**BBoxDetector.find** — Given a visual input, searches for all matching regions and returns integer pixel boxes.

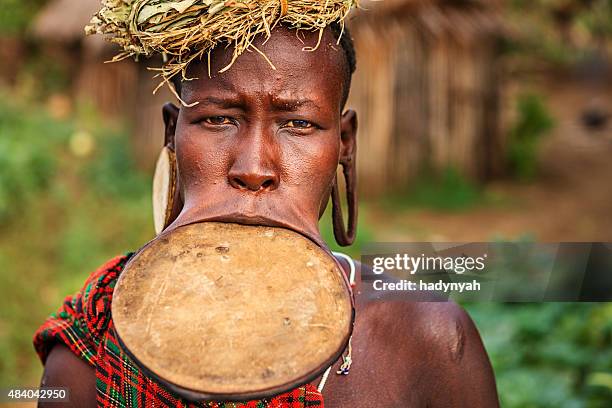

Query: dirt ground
[366,80,612,242]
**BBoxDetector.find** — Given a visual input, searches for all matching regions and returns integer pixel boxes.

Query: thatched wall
[349,1,503,196]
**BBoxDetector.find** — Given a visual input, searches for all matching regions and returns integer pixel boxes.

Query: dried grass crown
[86,0,358,97]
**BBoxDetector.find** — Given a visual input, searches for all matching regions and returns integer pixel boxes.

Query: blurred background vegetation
[1,1,612,407]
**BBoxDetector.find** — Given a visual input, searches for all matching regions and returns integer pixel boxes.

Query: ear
[162,102,180,149]
[161,102,184,225]
[340,109,357,165]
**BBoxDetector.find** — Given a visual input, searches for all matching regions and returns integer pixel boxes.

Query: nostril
[232,177,247,189]
[229,174,278,191]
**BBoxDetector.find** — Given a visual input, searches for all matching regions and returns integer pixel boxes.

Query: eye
[285,120,313,129]
[203,116,233,125]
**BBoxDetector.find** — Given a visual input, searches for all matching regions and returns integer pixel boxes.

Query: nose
[229,170,279,192]
[228,131,280,192]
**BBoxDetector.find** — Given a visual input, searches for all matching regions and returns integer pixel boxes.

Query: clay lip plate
[111,222,353,402]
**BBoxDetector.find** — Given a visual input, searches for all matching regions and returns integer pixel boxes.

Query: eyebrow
[196,96,244,109]
[182,79,242,108]
[271,98,322,112]
[187,95,323,113]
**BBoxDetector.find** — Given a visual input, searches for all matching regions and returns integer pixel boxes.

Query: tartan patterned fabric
[34,254,324,407]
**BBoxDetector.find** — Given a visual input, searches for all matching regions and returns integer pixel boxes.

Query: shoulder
[357,300,499,407]
[34,253,133,365]
[354,259,476,360]
[359,296,473,362]
[79,254,133,339]
[82,254,132,292]
[60,253,132,343]
[353,261,499,406]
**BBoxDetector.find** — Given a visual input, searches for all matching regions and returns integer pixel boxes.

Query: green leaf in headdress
[137,0,216,25]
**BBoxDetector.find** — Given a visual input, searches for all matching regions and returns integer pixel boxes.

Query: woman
[34,15,498,408]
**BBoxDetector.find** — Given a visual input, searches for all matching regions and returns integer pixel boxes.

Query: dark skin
[162,28,353,245]
[41,26,499,407]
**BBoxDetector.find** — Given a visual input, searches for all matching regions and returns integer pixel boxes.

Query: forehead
[181,26,347,109]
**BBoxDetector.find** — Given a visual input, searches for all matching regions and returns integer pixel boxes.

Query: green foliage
[466,303,612,408]
[319,203,375,259]
[0,93,154,387]
[506,0,612,65]
[382,167,488,212]
[20,52,73,96]
[0,96,71,221]
[86,129,149,200]
[507,94,555,181]
[578,0,612,39]
[0,0,48,35]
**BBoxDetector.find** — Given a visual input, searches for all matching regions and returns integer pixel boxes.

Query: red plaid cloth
[34,254,324,407]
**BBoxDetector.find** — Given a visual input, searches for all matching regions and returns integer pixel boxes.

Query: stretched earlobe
[162,102,180,148]
[333,109,358,246]
[340,109,357,164]
[153,103,183,234]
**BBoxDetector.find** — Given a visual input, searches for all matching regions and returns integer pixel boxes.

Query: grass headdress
[85,0,358,102]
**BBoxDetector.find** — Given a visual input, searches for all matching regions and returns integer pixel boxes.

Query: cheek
[281,133,340,194]
[175,125,230,190]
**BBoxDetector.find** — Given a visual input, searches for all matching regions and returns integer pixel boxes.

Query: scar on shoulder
[449,318,466,362]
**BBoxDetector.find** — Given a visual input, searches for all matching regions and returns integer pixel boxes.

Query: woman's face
[163,26,357,244]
